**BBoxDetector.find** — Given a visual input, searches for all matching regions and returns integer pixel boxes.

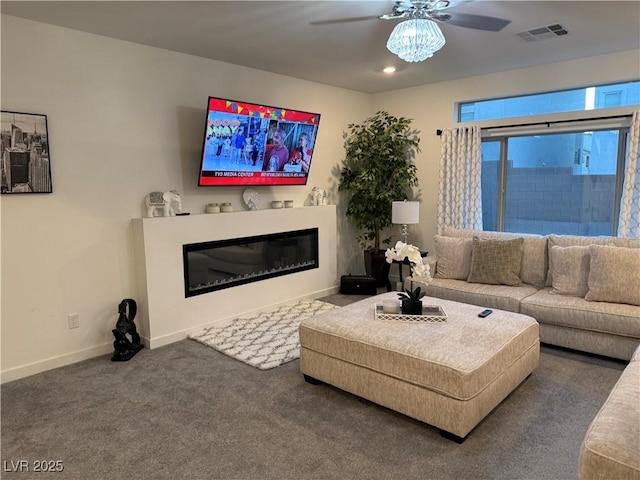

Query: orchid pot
[397,285,426,315]
[401,299,423,315]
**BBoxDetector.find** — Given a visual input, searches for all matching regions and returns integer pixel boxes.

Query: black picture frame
[1,110,53,194]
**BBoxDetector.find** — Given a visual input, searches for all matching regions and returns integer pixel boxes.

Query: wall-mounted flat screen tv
[198,97,321,186]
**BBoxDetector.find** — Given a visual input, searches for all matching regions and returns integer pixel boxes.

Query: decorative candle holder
[382,300,400,314]
[205,203,220,214]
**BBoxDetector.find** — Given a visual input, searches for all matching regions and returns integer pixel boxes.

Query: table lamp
[392,200,420,244]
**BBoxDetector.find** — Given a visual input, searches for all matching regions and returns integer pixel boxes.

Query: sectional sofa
[410,227,639,478]
[578,343,640,479]
[414,227,640,361]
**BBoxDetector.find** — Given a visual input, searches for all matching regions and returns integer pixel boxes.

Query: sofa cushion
[585,245,640,306]
[520,288,640,338]
[419,278,538,313]
[546,234,633,286]
[537,323,640,361]
[549,245,590,297]
[467,237,524,286]
[578,361,640,480]
[444,227,547,286]
[434,235,473,280]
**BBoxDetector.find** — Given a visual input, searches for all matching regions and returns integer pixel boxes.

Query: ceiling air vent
[516,24,569,42]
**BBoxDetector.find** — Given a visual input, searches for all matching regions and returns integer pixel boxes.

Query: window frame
[482,123,631,236]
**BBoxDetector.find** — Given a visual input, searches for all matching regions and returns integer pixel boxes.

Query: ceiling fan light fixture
[386,18,446,62]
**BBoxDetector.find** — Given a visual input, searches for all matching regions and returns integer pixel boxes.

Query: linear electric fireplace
[183,228,319,298]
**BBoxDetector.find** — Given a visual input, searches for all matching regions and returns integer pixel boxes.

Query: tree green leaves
[338,111,421,251]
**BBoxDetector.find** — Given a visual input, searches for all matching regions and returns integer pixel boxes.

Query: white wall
[0,15,371,382]
[372,49,640,257]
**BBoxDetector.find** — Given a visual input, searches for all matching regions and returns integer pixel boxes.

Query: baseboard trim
[2,288,340,382]
[1,342,113,384]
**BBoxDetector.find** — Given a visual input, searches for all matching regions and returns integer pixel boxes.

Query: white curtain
[618,110,640,238]
[437,126,483,234]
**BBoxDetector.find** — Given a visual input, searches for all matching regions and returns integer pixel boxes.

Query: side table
[384,250,428,292]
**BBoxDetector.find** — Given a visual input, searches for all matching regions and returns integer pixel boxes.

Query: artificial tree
[338,111,421,283]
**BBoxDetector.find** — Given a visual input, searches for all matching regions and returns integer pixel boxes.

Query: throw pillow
[546,234,629,286]
[467,237,524,286]
[434,235,473,280]
[549,245,590,297]
[585,245,640,306]
[445,227,547,286]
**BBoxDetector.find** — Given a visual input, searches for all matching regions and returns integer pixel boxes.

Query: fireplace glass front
[183,228,319,298]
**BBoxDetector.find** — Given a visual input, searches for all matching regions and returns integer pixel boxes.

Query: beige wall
[2,13,638,381]
[0,15,370,381]
[372,49,640,256]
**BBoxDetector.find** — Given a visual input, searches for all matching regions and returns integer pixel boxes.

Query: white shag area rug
[189,299,338,370]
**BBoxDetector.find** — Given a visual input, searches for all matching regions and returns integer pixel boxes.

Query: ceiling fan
[311,0,510,62]
[310,0,511,33]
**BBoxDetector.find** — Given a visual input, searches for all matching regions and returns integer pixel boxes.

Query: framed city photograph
[1,110,53,194]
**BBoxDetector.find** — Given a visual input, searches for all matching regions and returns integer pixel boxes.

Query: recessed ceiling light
[383,66,396,74]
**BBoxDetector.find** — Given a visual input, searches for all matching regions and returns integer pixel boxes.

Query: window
[460,103,476,122]
[458,81,639,122]
[457,81,638,236]
[603,91,622,108]
[482,128,628,236]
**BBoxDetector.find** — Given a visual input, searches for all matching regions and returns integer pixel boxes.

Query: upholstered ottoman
[299,292,539,441]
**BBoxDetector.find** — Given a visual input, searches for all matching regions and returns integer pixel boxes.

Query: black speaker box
[339,275,378,295]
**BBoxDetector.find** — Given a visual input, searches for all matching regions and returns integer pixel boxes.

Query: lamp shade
[392,201,420,224]
[386,18,446,63]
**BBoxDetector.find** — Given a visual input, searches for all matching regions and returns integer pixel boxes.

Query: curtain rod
[435,113,633,136]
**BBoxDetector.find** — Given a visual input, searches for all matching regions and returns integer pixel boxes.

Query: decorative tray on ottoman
[374,304,448,323]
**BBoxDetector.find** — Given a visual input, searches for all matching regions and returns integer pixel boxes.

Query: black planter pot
[364,249,388,288]
[401,299,423,315]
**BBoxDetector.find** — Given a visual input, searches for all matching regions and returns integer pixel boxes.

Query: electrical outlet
[67,313,79,329]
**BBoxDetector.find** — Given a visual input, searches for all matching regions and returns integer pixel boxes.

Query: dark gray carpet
[1,295,626,480]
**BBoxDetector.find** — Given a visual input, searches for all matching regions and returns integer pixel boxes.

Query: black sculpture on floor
[111,298,143,362]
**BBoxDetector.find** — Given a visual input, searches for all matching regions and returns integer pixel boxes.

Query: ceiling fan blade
[379,13,407,21]
[437,12,511,31]
[309,15,380,26]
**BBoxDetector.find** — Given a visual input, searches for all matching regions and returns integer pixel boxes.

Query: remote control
[478,309,493,318]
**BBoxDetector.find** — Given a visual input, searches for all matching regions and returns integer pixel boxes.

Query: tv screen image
[198,97,321,187]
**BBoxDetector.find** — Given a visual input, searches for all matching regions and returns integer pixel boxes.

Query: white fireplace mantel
[132,205,337,348]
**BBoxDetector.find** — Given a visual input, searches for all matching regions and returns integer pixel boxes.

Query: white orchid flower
[384,242,432,285]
